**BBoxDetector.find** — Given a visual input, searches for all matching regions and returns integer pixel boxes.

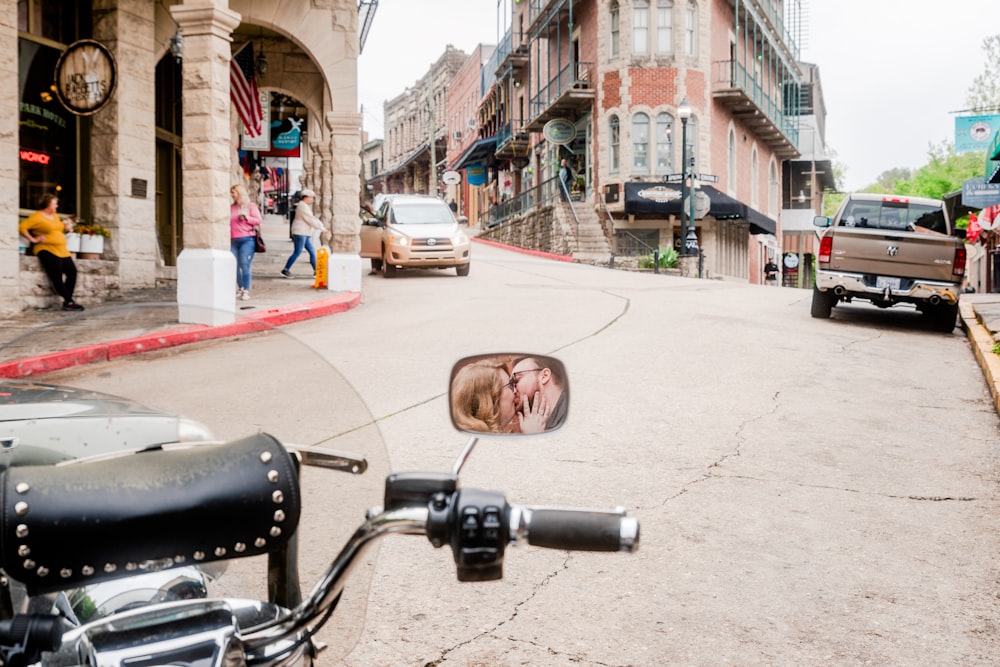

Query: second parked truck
[812,193,967,332]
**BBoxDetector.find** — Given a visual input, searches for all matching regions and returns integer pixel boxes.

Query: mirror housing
[813,215,832,228]
[449,354,568,436]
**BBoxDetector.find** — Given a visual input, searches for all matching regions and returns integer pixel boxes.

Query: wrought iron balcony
[712,59,800,159]
[526,60,594,131]
[495,120,530,162]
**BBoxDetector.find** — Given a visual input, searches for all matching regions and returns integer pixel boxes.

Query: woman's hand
[517,391,548,434]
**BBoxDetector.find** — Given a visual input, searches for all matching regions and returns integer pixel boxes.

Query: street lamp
[677,98,697,257]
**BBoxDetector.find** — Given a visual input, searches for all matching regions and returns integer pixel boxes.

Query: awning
[623,182,776,235]
[370,142,430,182]
[452,136,497,171]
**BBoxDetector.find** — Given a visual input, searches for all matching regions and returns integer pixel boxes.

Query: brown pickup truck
[811,193,967,332]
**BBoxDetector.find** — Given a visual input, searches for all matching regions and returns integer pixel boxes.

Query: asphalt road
[42,243,1000,666]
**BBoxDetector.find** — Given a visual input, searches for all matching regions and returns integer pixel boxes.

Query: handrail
[598,199,618,249]
[559,178,580,246]
[485,175,564,228]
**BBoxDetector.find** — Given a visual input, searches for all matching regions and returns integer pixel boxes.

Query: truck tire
[929,302,959,333]
[810,287,836,319]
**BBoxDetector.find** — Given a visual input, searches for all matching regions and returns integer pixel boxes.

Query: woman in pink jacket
[230,183,263,300]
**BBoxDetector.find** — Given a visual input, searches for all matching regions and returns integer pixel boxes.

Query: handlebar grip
[519,507,639,552]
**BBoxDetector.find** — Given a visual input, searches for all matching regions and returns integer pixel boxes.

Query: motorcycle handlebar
[510,506,640,552]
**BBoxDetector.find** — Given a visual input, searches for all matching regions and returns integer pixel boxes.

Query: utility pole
[427,87,436,196]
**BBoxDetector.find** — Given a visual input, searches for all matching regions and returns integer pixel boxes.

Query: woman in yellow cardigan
[19,193,84,311]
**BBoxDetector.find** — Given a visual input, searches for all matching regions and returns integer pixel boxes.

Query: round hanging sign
[442,170,461,185]
[543,119,577,145]
[54,40,118,115]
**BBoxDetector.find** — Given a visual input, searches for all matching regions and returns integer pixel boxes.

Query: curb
[472,237,574,262]
[0,292,360,379]
[960,300,1000,415]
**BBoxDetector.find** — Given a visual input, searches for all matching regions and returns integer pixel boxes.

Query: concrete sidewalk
[0,215,360,378]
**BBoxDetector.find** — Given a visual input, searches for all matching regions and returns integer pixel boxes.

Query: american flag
[230,42,263,137]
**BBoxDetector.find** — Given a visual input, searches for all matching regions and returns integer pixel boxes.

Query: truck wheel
[810,287,835,319]
[929,302,959,333]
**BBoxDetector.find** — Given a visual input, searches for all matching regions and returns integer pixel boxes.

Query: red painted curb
[472,237,574,262]
[0,292,362,379]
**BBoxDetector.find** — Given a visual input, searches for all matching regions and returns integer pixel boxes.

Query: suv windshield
[391,202,455,225]
[840,200,947,234]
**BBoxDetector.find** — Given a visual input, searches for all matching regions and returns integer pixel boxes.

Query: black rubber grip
[526,509,638,552]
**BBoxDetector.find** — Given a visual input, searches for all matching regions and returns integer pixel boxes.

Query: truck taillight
[953,245,967,278]
[819,236,832,265]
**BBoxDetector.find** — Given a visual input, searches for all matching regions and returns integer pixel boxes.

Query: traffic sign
[664,174,684,183]
[694,173,718,183]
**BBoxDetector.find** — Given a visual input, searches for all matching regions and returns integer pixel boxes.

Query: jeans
[231,235,256,290]
[283,234,316,272]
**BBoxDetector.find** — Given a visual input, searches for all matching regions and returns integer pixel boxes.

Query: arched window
[750,146,759,209]
[656,0,673,54]
[655,113,673,173]
[632,113,650,172]
[609,114,620,173]
[633,0,649,54]
[609,1,620,58]
[685,1,698,57]
[727,128,737,190]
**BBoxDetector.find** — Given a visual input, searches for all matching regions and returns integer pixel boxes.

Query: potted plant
[570,176,586,201]
[73,221,110,258]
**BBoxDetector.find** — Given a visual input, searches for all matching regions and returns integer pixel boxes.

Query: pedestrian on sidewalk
[19,193,84,311]
[764,259,778,286]
[230,183,263,301]
[282,189,324,278]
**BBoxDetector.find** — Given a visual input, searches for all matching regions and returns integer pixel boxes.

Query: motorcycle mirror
[449,353,568,436]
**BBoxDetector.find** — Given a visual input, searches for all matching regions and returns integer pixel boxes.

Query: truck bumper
[816,271,961,305]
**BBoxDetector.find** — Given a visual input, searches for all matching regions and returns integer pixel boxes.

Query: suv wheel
[810,287,836,319]
[456,263,470,277]
[381,252,397,278]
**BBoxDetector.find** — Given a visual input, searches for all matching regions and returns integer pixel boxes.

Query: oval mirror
[449,354,568,435]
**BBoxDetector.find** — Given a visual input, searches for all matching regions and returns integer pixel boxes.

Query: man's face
[510,360,543,409]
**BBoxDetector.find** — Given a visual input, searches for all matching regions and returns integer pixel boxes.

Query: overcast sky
[357,0,1000,192]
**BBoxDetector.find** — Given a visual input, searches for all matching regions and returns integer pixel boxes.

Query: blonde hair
[450,360,507,432]
[231,183,250,218]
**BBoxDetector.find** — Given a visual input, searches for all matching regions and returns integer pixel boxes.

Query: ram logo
[886,245,899,257]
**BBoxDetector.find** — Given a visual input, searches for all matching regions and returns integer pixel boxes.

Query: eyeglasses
[505,368,542,391]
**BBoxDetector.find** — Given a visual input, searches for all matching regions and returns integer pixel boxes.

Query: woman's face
[498,370,516,428]
[231,188,239,202]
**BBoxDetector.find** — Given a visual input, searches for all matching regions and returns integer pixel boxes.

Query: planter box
[65,233,81,253]
[79,234,105,256]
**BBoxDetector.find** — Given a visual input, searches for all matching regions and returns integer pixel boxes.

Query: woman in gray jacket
[281,189,325,278]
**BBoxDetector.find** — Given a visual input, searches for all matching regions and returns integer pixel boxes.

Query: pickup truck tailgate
[825,228,960,282]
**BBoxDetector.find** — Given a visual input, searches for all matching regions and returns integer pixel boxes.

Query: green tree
[893,141,984,199]
[966,34,1000,112]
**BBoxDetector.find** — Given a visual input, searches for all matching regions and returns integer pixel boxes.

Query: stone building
[5,0,366,322]
[471,0,819,282]
[374,45,467,195]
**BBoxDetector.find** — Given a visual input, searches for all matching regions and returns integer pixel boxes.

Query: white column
[171,1,241,325]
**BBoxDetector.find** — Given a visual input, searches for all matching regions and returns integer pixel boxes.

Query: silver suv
[359,195,471,277]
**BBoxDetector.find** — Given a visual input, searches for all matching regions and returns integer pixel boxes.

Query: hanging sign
[466,164,487,186]
[543,119,576,145]
[53,40,117,115]
[442,170,461,185]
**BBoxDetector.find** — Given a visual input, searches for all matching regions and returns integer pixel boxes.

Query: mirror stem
[452,435,479,475]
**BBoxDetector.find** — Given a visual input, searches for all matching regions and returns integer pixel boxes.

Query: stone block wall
[477,204,574,257]
[18,254,120,310]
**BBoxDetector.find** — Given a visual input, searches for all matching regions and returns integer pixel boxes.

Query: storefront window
[19,38,79,214]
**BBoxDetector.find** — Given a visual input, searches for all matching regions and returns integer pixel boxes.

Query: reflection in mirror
[449,354,568,436]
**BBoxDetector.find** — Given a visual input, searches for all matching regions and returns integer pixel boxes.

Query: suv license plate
[876,276,901,290]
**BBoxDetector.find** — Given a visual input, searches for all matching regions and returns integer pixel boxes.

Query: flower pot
[65,233,81,253]
[79,234,105,256]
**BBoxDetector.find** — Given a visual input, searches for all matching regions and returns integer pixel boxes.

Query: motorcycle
[0,306,639,666]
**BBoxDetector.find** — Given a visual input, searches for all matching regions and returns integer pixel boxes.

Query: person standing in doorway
[19,194,84,311]
[764,258,779,286]
[559,158,571,201]
[230,183,262,300]
[281,189,323,278]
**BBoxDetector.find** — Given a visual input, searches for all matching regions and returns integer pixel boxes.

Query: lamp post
[678,98,697,257]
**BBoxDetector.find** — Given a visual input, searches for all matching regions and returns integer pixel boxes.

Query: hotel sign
[54,40,117,115]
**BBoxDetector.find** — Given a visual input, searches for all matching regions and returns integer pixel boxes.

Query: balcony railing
[712,59,798,154]
[484,175,563,228]
[529,60,593,121]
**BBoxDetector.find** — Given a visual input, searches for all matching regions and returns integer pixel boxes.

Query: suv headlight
[452,230,469,245]
[388,232,410,247]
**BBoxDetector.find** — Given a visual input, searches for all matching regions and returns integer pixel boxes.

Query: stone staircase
[564,201,613,265]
